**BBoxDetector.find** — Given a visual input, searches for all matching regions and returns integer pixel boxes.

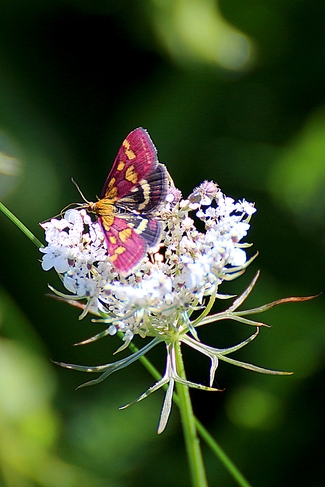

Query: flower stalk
[175,341,208,487]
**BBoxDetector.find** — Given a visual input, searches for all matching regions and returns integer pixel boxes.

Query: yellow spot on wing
[126,149,136,160]
[108,177,116,188]
[118,228,132,242]
[123,140,136,160]
[110,246,126,262]
[106,187,118,199]
[115,246,126,254]
[109,236,117,244]
[123,140,130,149]
[105,177,118,199]
[125,165,138,184]
[117,161,125,171]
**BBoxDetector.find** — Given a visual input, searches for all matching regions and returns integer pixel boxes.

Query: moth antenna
[40,212,62,224]
[59,202,80,217]
[71,177,91,204]
[40,202,82,223]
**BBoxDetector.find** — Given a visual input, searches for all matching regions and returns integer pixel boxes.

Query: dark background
[0,1,324,486]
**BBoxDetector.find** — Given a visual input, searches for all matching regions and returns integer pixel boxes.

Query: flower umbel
[41,178,301,433]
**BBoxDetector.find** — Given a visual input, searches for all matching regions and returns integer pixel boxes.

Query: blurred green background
[0,1,325,486]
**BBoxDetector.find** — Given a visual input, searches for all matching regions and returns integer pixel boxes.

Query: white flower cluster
[41,180,293,433]
[40,181,256,346]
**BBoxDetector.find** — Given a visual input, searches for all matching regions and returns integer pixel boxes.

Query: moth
[87,127,168,275]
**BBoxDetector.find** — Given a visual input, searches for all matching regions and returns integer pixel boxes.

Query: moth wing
[100,127,158,200]
[125,214,163,248]
[100,216,147,275]
[116,164,168,213]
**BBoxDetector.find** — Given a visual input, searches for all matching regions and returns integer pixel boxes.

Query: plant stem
[130,340,252,487]
[174,341,209,487]
[0,201,43,248]
[194,422,252,487]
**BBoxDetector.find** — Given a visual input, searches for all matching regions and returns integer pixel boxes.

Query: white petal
[54,255,69,273]
[41,254,55,271]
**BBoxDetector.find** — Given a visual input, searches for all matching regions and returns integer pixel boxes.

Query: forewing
[96,128,167,274]
[100,127,158,200]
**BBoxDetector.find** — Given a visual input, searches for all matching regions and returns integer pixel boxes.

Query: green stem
[129,340,252,487]
[194,422,252,487]
[174,341,209,487]
[0,201,44,249]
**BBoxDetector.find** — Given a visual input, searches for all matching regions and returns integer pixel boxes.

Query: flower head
[41,180,255,328]
[41,178,295,433]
